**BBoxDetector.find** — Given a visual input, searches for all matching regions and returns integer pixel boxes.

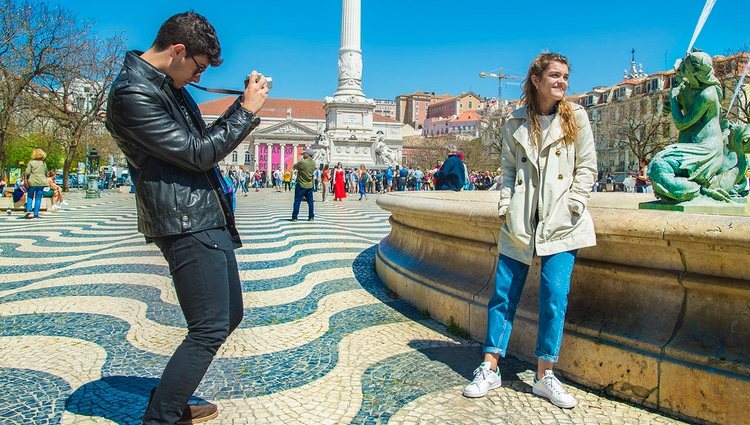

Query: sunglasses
[190,55,207,76]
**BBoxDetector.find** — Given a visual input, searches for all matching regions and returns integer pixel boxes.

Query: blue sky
[56,0,747,104]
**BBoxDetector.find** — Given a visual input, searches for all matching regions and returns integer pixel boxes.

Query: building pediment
[254,120,320,138]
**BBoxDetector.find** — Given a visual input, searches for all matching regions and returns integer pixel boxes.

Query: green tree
[0,1,85,175]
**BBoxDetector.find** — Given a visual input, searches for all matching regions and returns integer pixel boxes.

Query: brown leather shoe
[176,403,218,424]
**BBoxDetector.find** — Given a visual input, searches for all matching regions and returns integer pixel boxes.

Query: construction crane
[479,68,523,101]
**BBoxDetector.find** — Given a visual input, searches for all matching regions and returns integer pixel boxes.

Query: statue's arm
[670,89,715,130]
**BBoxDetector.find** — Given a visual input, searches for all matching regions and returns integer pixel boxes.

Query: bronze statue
[647,51,747,203]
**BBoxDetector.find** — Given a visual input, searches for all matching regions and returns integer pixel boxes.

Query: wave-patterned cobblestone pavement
[0,190,686,424]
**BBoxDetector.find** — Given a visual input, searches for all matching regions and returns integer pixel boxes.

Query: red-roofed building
[199,96,400,172]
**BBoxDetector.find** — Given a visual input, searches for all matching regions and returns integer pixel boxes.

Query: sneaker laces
[470,366,492,385]
[542,373,567,397]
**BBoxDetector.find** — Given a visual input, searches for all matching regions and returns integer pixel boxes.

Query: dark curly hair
[152,11,223,66]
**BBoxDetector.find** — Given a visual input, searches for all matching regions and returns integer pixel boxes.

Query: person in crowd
[463,52,597,410]
[221,169,236,212]
[456,151,471,190]
[273,167,282,192]
[489,167,503,190]
[254,170,262,191]
[238,166,248,196]
[12,176,27,207]
[358,164,369,200]
[24,148,48,219]
[431,160,442,190]
[45,171,67,210]
[412,166,424,191]
[313,165,321,193]
[291,149,316,221]
[375,169,383,194]
[368,170,376,194]
[104,11,267,424]
[333,162,346,201]
[636,158,652,193]
[320,164,331,202]
[434,145,465,191]
[283,167,292,192]
[384,165,394,193]
[0,175,6,196]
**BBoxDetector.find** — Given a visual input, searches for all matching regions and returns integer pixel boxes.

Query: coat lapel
[540,114,564,152]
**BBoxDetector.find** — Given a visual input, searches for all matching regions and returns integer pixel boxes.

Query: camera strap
[188,83,243,95]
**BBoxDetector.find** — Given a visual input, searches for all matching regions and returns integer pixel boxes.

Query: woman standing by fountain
[463,52,597,409]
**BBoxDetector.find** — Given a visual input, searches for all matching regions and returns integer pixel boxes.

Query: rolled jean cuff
[483,347,506,356]
[535,351,558,363]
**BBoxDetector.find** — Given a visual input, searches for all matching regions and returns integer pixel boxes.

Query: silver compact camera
[245,74,272,90]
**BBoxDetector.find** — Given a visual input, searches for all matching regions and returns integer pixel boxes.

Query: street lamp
[85,148,101,198]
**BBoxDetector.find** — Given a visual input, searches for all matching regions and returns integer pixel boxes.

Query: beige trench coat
[497,104,597,265]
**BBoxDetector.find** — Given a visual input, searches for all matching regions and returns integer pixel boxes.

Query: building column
[293,144,299,163]
[280,143,286,171]
[254,142,259,171]
[266,143,273,172]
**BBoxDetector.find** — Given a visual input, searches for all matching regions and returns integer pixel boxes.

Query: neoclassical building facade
[199,97,401,172]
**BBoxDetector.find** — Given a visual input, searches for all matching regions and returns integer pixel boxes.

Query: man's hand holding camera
[242,71,269,114]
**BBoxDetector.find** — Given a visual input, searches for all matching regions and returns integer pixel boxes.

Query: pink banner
[258,145,268,172]
[284,145,294,170]
[271,145,281,171]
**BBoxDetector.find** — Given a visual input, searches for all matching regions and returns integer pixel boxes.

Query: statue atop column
[648,50,750,204]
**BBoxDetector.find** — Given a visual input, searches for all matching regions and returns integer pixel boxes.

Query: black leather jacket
[106,51,259,241]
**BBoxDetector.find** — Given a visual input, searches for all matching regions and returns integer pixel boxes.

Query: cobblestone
[0,190,687,424]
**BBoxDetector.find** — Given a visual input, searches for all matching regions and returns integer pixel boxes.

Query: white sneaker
[61,201,69,206]
[532,370,577,408]
[462,362,501,398]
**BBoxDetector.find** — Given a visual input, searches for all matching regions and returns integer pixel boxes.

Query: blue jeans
[292,186,314,220]
[358,180,367,199]
[484,251,577,362]
[26,186,44,218]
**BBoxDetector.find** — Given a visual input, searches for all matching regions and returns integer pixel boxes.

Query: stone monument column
[334,0,364,100]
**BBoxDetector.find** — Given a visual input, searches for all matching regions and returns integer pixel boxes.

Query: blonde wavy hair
[31,148,47,160]
[521,52,578,146]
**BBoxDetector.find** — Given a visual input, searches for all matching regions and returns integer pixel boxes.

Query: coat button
[182,215,188,222]
[555,150,561,156]
[521,157,527,162]
[558,174,563,180]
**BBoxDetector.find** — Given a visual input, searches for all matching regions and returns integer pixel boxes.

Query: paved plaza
[0,189,688,424]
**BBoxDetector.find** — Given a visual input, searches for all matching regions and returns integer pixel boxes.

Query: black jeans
[292,186,314,220]
[143,229,243,424]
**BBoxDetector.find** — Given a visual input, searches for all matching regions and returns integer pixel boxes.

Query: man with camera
[105,11,268,425]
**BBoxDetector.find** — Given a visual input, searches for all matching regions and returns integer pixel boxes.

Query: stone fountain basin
[375,191,749,425]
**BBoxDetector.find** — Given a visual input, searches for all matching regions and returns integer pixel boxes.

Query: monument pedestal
[324,96,377,167]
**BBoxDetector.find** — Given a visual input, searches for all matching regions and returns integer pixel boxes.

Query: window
[469,101,473,109]
[244,151,251,163]
[232,151,238,163]
[649,78,660,92]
